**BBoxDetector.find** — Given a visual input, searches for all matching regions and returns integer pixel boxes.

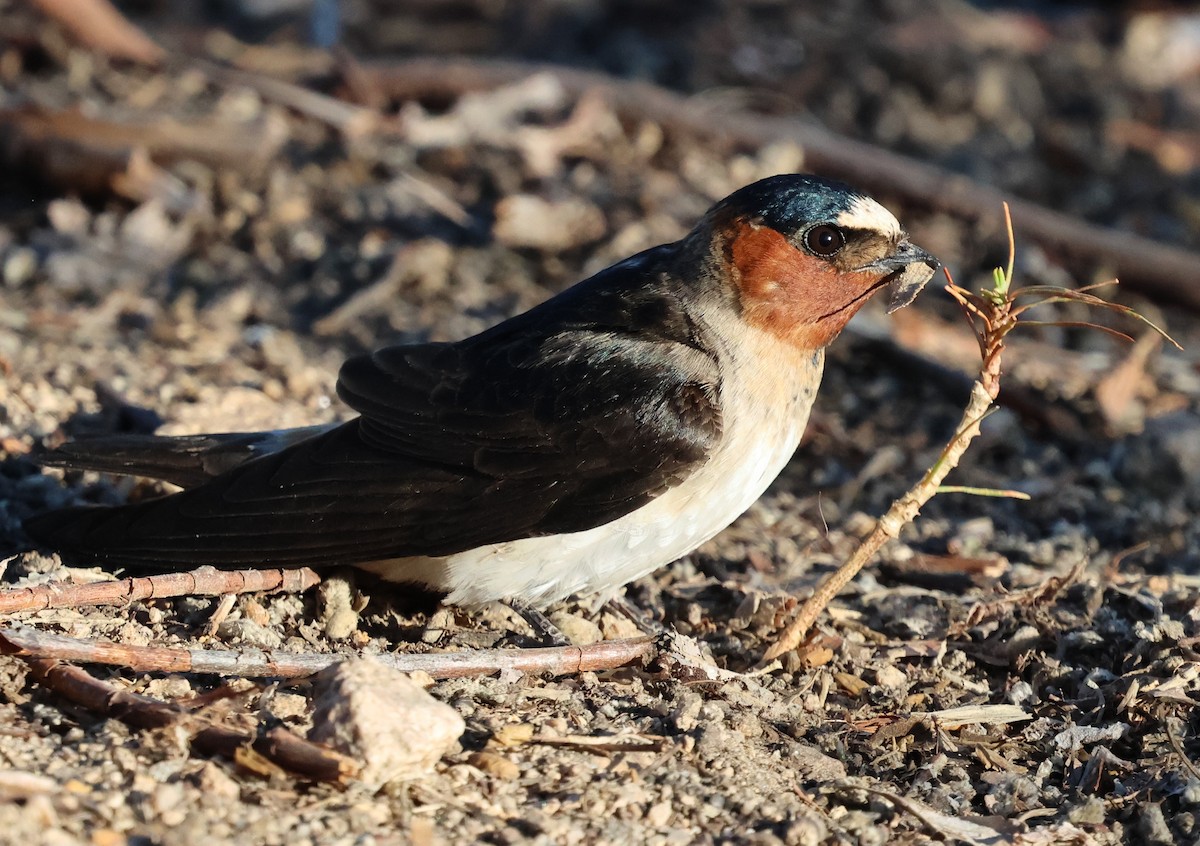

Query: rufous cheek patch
[726,220,882,349]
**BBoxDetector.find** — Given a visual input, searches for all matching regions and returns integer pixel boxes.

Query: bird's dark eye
[803,225,845,257]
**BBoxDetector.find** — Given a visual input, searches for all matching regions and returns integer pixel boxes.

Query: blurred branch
[358,57,1200,305]
[190,58,380,138]
[28,0,164,65]
[0,105,288,198]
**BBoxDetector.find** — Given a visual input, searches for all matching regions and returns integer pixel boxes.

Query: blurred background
[2,3,1200,842]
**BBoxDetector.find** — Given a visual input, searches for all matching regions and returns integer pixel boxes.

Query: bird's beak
[857,241,941,314]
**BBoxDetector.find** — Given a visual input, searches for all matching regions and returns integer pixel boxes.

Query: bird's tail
[35,424,336,489]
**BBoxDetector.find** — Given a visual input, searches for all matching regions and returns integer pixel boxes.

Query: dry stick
[763,236,1008,662]
[29,0,164,65]
[0,105,289,187]
[0,567,320,614]
[0,626,655,680]
[1166,717,1200,784]
[359,57,1200,304]
[758,362,1003,662]
[21,657,358,782]
[188,58,380,138]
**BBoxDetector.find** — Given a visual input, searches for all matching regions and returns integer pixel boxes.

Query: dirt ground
[2,1,1200,844]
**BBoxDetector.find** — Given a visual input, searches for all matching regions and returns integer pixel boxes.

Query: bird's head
[702,174,939,349]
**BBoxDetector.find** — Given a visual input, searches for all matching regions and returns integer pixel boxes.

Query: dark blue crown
[716,174,866,234]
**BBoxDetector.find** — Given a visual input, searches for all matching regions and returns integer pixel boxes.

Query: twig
[20,657,357,782]
[29,0,164,65]
[1165,716,1200,784]
[763,207,1016,662]
[0,105,289,191]
[763,369,1002,661]
[203,593,238,638]
[189,58,380,138]
[764,203,1175,661]
[0,567,320,614]
[358,57,1200,303]
[0,626,655,680]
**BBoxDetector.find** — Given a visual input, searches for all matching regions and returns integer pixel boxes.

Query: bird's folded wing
[27,320,722,569]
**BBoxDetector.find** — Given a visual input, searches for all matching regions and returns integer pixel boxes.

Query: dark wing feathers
[27,251,724,569]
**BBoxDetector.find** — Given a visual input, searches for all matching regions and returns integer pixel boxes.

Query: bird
[24,173,938,617]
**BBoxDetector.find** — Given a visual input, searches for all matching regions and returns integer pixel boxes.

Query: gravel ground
[1,2,1200,844]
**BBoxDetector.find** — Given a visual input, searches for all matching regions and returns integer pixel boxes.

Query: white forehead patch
[836,195,902,239]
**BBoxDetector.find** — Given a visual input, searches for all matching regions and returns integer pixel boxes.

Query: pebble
[3,247,36,287]
[492,195,606,251]
[308,657,465,787]
[646,801,673,827]
[468,751,520,780]
[548,610,602,645]
[873,664,907,689]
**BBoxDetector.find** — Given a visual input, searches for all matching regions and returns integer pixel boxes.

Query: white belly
[362,332,824,607]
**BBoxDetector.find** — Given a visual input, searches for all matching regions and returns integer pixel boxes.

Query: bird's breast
[368,324,825,607]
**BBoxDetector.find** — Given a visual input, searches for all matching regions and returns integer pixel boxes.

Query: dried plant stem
[30,0,164,65]
[763,297,1008,662]
[0,625,655,680]
[190,59,379,137]
[0,567,321,614]
[21,657,358,782]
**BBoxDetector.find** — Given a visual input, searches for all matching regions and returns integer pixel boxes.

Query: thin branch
[0,626,655,680]
[763,369,1002,661]
[356,57,1200,305]
[764,208,1020,662]
[0,567,320,614]
[189,58,380,138]
[20,657,358,782]
[1165,716,1200,784]
[29,0,164,65]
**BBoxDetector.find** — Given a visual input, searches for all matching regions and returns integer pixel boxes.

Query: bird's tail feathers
[36,424,336,488]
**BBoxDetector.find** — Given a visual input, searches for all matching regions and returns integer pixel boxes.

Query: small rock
[308,656,464,787]
[189,762,240,801]
[47,199,90,235]
[318,571,362,640]
[789,744,847,782]
[646,801,672,827]
[670,691,703,733]
[1137,802,1175,846]
[1068,797,1107,826]
[873,664,907,689]
[1053,723,1128,752]
[548,610,602,645]
[267,691,309,720]
[599,611,643,641]
[3,248,37,288]
[493,194,607,252]
[216,618,283,649]
[782,815,828,846]
[491,723,534,747]
[468,750,520,780]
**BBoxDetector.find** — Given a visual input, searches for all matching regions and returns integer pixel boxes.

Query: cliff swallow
[25,174,938,609]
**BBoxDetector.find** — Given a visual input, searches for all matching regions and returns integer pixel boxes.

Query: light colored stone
[548,610,602,645]
[873,664,907,689]
[308,656,464,787]
[467,751,520,780]
[492,194,606,252]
